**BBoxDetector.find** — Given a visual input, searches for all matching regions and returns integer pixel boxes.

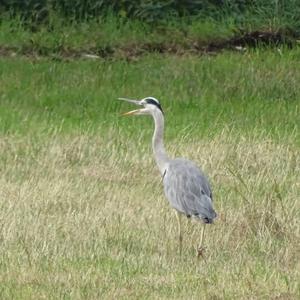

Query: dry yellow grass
[0,128,298,299]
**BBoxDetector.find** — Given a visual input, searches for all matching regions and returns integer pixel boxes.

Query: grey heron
[119,96,217,256]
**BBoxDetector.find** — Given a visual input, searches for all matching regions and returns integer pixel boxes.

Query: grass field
[1,11,299,59]
[0,48,299,298]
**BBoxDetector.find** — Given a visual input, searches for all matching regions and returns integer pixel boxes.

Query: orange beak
[121,109,141,116]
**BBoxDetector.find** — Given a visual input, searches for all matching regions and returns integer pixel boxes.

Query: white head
[118,96,164,116]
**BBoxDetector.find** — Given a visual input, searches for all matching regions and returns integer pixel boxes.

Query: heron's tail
[199,194,217,224]
[202,212,217,224]
[206,207,217,223]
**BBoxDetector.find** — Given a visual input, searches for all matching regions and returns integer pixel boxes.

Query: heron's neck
[152,110,170,175]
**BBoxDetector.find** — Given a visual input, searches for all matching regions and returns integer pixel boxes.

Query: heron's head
[118,96,164,116]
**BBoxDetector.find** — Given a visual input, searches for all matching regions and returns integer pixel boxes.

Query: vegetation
[0,1,299,299]
[2,0,300,26]
[1,0,300,59]
[0,50,299,298]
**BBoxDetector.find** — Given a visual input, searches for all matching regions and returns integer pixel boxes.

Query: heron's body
[164,158,216,223]
[119,96,217,256]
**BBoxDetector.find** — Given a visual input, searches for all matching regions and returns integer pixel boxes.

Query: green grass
[0,49,299,299]
[0,15,233,53]
[1,9,299,57]
[0,49,299,141]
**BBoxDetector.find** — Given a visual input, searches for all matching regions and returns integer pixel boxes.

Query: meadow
[0,37,299,298]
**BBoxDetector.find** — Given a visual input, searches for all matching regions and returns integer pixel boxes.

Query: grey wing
[163,159,217,223]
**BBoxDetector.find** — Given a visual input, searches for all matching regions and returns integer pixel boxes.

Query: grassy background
[1,10,299,57]
[0,50,299,140]
[0,15,299,299]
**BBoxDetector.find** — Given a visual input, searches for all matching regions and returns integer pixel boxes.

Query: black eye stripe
[147,99,159,106]
[146,98,164,114]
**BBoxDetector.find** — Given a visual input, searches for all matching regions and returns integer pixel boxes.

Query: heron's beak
[118,97,144,116]
[121,109,141,116]
[118,98,141,105]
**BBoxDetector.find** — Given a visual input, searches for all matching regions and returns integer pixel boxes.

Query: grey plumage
[164,158,217,223]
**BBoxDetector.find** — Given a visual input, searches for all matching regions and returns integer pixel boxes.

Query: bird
[118,96,217,256]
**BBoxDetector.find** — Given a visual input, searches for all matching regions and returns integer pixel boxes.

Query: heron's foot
[197,246,206,258]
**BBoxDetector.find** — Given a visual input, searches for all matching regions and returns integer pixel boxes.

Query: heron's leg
[175,211,183,255]
[197,225,206,257]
